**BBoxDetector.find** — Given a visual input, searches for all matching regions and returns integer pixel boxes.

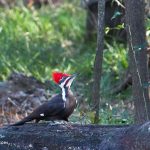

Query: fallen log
[0,123,127,150]
[100,122,150,150]
[0,122,149,150]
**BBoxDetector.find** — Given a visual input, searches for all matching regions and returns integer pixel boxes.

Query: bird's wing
[29,94,65,119]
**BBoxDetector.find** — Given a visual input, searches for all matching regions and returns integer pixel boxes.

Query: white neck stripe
[61,86,66,101]
[59,76,75,102]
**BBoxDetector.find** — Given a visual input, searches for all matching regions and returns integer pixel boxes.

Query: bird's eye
[61,77,65,81]
[59,77,65,84]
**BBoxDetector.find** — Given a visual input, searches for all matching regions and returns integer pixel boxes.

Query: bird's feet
[46,121,74,129]
[63,121,74,129]
[46,121,56,127]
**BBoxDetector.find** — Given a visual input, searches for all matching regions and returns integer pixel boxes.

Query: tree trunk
[92,0,105,123]
[125,0,150,123]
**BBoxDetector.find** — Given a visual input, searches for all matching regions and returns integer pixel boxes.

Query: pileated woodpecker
[11,72,77,126]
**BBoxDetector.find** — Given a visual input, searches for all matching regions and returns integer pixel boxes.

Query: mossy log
[0,122,150,150]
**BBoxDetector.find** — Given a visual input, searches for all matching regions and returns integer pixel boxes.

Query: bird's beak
[70,73,78,79]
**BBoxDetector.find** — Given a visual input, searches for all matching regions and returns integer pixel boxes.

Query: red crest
[52,72,71,84]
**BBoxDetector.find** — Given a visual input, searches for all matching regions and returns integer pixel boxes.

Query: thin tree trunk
[92,0,105,124]
[125,0,150,123]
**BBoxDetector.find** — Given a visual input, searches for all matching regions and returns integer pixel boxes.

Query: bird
[11,72,77,126]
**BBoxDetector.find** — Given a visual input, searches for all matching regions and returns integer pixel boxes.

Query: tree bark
[92,0,105,123]
[125,0,150,123]
[0,122,150,150]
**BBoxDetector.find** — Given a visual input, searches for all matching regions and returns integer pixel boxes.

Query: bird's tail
[10,116,32,126]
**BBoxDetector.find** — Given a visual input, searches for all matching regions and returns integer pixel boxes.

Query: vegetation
[0,2,88,80]
[0,1,149,124]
